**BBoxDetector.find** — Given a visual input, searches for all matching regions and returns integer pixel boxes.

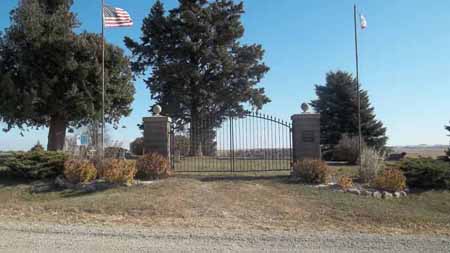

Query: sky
[0,0,449,150]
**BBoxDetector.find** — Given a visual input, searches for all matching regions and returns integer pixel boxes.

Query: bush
[399,158,450,189]
[130,137,144,155]
[63,159,97,184]
[359,148,385,183]
[136,153,172,180]
[333,134,366,164]
[100,159,137,185]
[292,159,330,184]
[337,176,353,191]
[30,142,45,152]
[3,151,67,179]
[372,168,406,192]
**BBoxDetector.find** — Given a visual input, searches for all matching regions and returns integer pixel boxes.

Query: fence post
[291,103,321,161]
[142,105,172,160]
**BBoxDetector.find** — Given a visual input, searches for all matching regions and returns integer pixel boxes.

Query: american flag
[103,5,133,28]
[360,15,367,29]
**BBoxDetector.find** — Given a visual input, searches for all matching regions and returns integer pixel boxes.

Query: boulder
[372,191,382,199]
[54,175,74,189]
[361,190,373,196]
[347,188,361,195]
[382,191,393,199]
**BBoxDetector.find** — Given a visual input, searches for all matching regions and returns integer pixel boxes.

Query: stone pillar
[142,105,171,159]
[291,103,321,161]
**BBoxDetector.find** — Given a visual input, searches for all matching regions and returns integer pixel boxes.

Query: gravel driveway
[0,221,449,252]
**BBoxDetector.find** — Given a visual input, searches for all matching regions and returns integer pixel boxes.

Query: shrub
[337,176,353,191]
[136,153,172,180]
[130,137,144,155]
[100,159,137,185]
[333,134,366,164]
[399,158,450,189]
[3,151,67,179]
[30,142,45,152]
[292,159,330,184]
[63,159,97,184]
[359,148,385,183]
[372,168,406,192]
[0,152,13,177]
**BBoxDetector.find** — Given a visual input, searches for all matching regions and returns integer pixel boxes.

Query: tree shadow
[195,174,291,183]
[0,176,32,187]
[59,182,121,198]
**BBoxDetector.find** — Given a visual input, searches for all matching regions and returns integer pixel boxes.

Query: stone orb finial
[301,103,309,113]
[152,105,162,116]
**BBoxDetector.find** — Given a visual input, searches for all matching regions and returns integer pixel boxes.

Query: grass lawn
[1,172,449,235]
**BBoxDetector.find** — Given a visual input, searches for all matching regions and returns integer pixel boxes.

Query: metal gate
[170,112,292,173]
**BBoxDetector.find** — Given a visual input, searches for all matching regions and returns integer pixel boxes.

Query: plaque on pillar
[291,103,321,160]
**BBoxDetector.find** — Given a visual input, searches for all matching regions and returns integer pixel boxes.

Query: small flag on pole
[360,14,367,29]
[103,5,133,28]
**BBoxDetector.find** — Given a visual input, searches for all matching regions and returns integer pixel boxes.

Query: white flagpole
[101,0,105,158]
[353,4,363,172]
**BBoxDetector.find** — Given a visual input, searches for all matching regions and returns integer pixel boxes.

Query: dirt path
[0,221,449,252]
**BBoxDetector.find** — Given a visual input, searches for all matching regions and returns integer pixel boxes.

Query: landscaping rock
[361,190,373,196]
[135,180,155,186]
[30,181,53,193]
[394,192,401,198]
[54,175,74,189]
[77,182,97,193]
[372,191,382,199]
[347,188,361,195]
[382,191,393,199]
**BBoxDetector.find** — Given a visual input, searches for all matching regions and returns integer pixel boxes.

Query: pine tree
[446,123,450,157]
[125,0,270,155]
[0,0,135,150]
[310,71,387,150]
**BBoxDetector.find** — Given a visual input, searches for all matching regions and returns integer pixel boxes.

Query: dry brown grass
[0,171,449,235]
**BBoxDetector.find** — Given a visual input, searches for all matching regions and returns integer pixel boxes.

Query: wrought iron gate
[170,112,292,173]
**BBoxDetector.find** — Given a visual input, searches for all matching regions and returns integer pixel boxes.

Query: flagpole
[101,0,105,158]
[353,4,363,172]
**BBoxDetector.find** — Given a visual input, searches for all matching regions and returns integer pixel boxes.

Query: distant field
[392,146,448,158]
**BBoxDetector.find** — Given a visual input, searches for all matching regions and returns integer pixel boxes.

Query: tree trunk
[202,128,217,156]
[47,116,67,151]
[189,111,203,157]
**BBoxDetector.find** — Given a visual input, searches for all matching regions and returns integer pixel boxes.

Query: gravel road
[0,221,449,252]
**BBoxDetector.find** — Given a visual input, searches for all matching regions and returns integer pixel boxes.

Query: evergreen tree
[446,123,450,157]
[125,0,270,155]
[0,0,135,150]
[310,71,387,150]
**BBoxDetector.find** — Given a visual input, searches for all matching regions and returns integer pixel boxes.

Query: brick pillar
[142,106,171,159]
[291,103,321,160]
